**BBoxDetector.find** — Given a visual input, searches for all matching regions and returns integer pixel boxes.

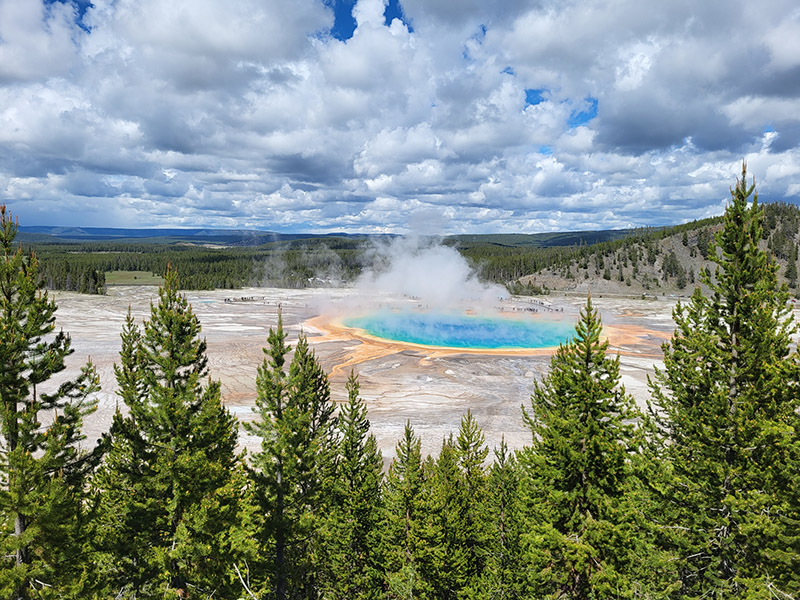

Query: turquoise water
[343,310,575,350]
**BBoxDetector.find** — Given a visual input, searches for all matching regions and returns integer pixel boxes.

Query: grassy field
[105,270,164,286]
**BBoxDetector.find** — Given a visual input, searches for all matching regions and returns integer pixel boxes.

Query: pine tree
[785,244,797,288]
[0,206,101,599]
[468,438,526,600]
[382,421,426,599]
[322,371,384,599]
[519,295,644,599]
[91,266,246,598]
[648,163,800,597]
[454,410,490,589]
[246,312,338,599]
[418,436,465,600]
[406,414,492,600]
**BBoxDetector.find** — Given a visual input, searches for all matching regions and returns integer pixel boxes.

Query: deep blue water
[343,310,575,349]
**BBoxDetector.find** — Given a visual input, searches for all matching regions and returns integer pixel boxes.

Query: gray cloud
[1,0,799,233]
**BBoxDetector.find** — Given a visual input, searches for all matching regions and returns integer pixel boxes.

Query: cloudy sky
[1,0,799,234]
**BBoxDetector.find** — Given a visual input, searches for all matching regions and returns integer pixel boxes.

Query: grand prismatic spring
[343,310,576,350]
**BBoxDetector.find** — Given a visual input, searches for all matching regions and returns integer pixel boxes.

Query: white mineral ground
[46,286,734,464]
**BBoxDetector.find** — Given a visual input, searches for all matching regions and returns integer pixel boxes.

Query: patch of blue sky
[43,0,93,32]
[538,145,554,155]
[463,24,487,59]
[568,96,598,128]
[502,66,516,76]
[323,0,412,41]
[324,0,357,41]
[525,88,547,106]
[384,0,413,31]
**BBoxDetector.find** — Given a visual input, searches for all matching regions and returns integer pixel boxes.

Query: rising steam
[355,236,507,311]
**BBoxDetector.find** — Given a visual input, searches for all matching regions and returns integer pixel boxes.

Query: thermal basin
[342,310,575,350]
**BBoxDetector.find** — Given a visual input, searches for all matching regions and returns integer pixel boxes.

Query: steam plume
[356,236,507,310]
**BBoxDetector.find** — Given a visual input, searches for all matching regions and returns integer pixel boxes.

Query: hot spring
[342,310,576,350]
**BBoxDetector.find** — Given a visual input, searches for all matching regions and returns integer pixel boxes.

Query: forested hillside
[22,226,635,294]
[2,171,798,598]
[26,206,800,297]
[499,202,800,296]
[26,237,365,293]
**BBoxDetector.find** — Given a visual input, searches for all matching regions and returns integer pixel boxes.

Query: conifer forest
[2,166,799,599]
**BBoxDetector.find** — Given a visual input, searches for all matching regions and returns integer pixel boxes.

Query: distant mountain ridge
[18,226,364,245]
[20,225,643,248]
[447,228,660,248]
[17,202,800,296]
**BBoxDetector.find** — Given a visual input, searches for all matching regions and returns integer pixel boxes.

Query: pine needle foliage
[382,421,426,599]
[648,163,800,598]
[520,295,643,599]
[410,414,492,599]
[245,311,338,600]
[418,436,465,599]
[321,370,384,599]
[0,206,101,600]
[92,266,244,599]
[454,410,490,590]
[470,438,526,600]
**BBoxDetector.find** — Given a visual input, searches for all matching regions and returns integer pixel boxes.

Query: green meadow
[104,270,164,286]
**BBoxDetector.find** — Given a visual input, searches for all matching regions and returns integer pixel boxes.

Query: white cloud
[764,10,800,70]
[723,97,800,128]
[353,0,388,29]
[0,1,79,82]
[614,39,661,92]
[0,0,799,233]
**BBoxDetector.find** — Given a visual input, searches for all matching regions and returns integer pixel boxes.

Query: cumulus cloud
[0,1,80,82]
[0,0,799,232]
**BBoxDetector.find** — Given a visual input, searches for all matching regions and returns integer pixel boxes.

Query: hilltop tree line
[455,218,719,289]
[25,202,800,297]
[2,166,799,599]
[495,202,800,295]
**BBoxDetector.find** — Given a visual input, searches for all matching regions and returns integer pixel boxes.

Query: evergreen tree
[468,438,526,600]
[697,228,712,258]
[454,410,490,589]
[519,295,644,599]
[784,244,797,288]
[322,371,384,599]
[92,267,246,598]
[382,421,426,599]
[648,163,800,597]
[410,413,491,600]
[0,206,101,599]
[418,436,465,600]
[246,312,338,599]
